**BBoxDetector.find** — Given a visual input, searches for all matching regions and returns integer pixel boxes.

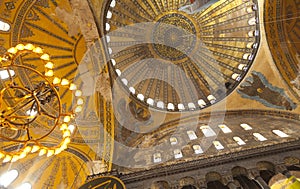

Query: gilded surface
[152,12,197,61]
[104,0,260,111]
[264,0,300,99]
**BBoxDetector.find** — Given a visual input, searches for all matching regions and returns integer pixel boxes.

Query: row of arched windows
[152,124,289,162]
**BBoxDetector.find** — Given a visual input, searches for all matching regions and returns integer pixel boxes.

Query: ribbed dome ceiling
[104,0,260,111]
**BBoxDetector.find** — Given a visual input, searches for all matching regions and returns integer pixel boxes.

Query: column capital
[196,179,207,189]
[248,169,260,179]
[275,164,288,174]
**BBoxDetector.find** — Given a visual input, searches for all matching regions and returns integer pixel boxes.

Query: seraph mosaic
[238,71,297,110]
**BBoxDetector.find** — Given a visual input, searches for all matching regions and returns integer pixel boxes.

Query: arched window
[253,133,267,141]
[110,0,116,7]
[174,149,183,159]
[200,125,216,137]
[153,153,162,163]
[16,182,32,189]
[213,141,224,150]
[146,98,154,106]
[105,23,111,31]
[193,145,203,154]
[106,10,112,19]
[240,123,252,130]
[157,101,164,109]
[187,130,197,140]
[137,93,144,101]
[167,103,175,110]
[170,137,178,145]
[207,94,216,104]
[0,20,10,31]
[0,169,19,187]
[272,130,289,138]
[233,136,246,145]
[0,69,15,80]
[218,124,232,133]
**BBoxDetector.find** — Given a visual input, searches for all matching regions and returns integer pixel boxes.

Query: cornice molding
[119,139,300,183]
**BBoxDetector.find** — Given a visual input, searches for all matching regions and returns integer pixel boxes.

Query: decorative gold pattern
[0,44,82,163]
[104,0,260,111]
[264,0,300,99]
[151,12,197,61]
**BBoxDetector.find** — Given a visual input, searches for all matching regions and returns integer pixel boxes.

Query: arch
[269,171,300,188]
[179,176,196,187]
[231,167,261,189]
[181,185,197,189]
[284,157,300,166]
[207,181,229,189]
[151,180,170,189]
[231,166,248,177]
[205,172,223,182]
[284,157,300,172]
[205,172,228,189]
[256,161,276,184]
[0,20,10,31]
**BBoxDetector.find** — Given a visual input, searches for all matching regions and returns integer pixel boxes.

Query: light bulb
[3,155,12,163]
[26,109,37,117]
[74,106,82,113]
[11,155,20,162]
[69,83,77,90]
[24,146,32,153]
[33,47,43,54]
[45,62,54,69]
[55,148,62,155]
[60,123,68,130]
[24,44,34,50]
[52,77,61,84]
[60,144,67,150]
[16,44,25,50]
[19,152,27,159]
[45,70,54,77]
[77,98,84,105]
[31,145,40,153]
[63,116,71,123]
[64,137,71,144]
[63,130,71,138]
[61,79,69,86]
[7,47,17,54]
[47,150,54,157]
[0,152,5,158]
[40,54,50,61]
[75,90,82,97]
[39,149,47,156]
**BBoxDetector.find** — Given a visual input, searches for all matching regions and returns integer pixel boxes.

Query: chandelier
[0,44,83,163]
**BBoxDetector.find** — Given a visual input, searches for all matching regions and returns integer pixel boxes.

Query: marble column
[249,169,270,189]
[197,179,207,189]
[225,175,242,189]
[227,182,239,189]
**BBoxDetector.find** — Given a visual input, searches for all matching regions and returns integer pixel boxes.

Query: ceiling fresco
[264,0,300,99]
[0,0,99,188]
[0,0,299,188]
[104,0,261,111]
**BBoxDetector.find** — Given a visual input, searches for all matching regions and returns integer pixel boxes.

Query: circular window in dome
[104,0,260,111]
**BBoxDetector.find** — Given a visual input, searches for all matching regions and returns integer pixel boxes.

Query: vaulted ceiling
[0,0,299,188]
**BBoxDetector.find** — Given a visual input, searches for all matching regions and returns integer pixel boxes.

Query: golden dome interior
[0,0,299,188]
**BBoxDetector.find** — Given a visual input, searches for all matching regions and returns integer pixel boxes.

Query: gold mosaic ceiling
[0,0,299,188]
[104,0,260,111]
[0,0,94,188]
